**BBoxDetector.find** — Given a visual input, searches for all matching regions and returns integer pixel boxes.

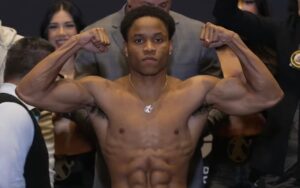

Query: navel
[119,128,125,134]
[174,129,179,135]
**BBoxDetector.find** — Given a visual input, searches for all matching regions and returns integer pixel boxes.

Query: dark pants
[250,94,299,176]
[54,151,95,188]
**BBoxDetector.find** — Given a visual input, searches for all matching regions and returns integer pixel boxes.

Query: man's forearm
[226,33,283,103]
[216,46,245,82]
[17,35,81,99]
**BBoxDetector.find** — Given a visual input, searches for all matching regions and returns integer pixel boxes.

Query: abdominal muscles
[106,147,190,188]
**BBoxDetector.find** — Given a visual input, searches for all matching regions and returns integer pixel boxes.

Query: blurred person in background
[40,0,96,187]
[205,0,277,187]
[214,0,300,187]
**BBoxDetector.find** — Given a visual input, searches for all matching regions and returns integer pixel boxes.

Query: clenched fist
[200,22,238,48]
[76,27,110,53]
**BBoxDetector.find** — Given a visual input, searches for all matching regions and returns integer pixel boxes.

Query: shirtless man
[16,6,283,188]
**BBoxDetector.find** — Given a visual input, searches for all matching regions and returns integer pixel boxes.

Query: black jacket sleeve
[213,0,278,49]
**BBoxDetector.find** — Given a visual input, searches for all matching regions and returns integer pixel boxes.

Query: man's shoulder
[84,9,123,31]
[170,10,204,27]
[79,75,110,87]
[170,10,205,38]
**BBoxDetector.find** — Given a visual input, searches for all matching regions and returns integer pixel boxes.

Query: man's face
[124,16,172,76]
[127,0,172,12]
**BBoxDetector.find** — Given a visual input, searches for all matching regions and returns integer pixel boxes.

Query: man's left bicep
[206,79,251,115]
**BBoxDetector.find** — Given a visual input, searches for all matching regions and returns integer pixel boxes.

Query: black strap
[0,93,40,117]
[0,93,31,111]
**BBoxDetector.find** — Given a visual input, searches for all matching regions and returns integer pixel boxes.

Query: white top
[0,83,34,188]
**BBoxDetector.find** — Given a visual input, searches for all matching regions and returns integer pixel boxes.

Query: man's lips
[142,57,157,61]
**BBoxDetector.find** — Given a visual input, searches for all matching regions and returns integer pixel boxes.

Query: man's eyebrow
[133,32,165,36]
[133,33,144,37]
[154,32,164,35]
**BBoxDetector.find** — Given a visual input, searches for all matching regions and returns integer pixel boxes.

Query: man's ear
[123,46,128,57]
[169,41,173,55]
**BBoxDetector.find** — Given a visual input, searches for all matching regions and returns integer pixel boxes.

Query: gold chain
[128,74,168,110]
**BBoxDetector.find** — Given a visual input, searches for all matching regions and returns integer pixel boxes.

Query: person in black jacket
[214,0,300,187]
[204,1,276,188]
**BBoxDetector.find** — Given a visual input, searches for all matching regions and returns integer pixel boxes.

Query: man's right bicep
[41,79,93,113]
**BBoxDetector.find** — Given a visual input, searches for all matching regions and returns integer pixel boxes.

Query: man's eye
[154,38,163,43]
[134,38,144,44]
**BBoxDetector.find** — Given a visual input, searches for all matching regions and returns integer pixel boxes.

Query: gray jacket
[76,6,221,80]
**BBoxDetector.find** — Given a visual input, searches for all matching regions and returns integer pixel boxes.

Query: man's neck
[128,74,169,104]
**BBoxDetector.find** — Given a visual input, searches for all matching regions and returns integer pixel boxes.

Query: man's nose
[144,41,155,53]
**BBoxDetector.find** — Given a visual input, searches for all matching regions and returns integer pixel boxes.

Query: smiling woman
[46,10,78,49]
[40,0,85,41]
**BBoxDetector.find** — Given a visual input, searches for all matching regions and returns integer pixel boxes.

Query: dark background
[0,0,288,36]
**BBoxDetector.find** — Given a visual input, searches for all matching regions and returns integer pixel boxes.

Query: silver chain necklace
[129,75,168,114]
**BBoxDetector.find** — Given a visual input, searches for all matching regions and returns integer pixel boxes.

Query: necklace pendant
[144,105,154,113]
